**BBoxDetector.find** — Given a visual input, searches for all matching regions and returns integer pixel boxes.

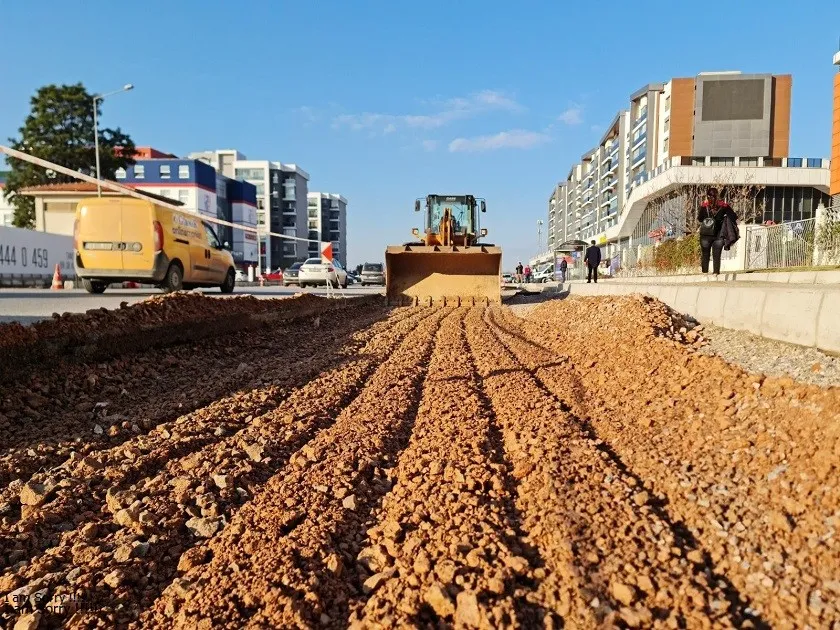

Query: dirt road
[0,292,837,629]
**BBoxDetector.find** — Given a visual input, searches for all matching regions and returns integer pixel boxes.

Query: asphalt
[0,284,385,325]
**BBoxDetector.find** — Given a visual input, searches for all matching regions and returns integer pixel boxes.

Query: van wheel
[82,279,107,294]
[220,269,235,294]
[161,263,184,293]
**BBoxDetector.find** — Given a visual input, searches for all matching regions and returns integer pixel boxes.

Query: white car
[298,257,348,288]
[533,266,555,283]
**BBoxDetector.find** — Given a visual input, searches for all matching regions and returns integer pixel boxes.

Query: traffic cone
[51,264,64,290]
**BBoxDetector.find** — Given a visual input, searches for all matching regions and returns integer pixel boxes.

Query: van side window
[203,222,221,248]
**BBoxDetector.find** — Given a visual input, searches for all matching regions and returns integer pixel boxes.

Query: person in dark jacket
[559,258,568,282]
[584,240,602,283]
[697,187,738,275]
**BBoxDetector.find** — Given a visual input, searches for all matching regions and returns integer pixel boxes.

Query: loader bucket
[385,244,502,306]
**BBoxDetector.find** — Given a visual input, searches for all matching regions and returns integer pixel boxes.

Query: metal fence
[744,218,816,270]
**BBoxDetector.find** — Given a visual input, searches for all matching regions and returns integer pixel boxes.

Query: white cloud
[332,90,523,134]
[558,104,583,125]
[448,129,550,153]
[421,140,438,152]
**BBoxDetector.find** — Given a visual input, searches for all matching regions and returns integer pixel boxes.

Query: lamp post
[93,84,134,197]
[537,219,544,253]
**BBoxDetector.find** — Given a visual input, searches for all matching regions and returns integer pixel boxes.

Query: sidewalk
[565,272,840,355]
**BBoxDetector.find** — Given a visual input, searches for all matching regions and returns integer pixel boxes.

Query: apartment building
[114,157,259,266]
[189,150,311,271]
[307,193,348,267]
[546,71,831,259]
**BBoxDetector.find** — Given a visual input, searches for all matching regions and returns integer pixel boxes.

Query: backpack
[699,214,717,237]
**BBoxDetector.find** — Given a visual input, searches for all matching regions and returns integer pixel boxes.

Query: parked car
[360,262,385,286]
[74,196,235,294]
[262,268,284,282]
[298,258,348,288]
[282,262,304,286]
[533,265,554,283]
[501,273,514,284]
[235,269,247,282]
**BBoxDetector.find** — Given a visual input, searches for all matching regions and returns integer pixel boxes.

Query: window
[203,222,221,248]
[160,165,171,179]
[115,168,126,179]
[257,198,265,210]
[787,158,803,167]
[178,165,190,179]
[739,157,759,166]
[134,165,145,179]
[160,189,171,199]
[258,212,266,224]
[664,118,670,132]
[665,96,671,111]
[663,138,669,153]
[807,158,822,168]
[178,189,189,205]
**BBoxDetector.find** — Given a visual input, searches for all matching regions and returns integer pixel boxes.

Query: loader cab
[415,195,487,238]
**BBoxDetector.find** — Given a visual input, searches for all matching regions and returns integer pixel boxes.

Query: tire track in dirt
[347,307,549,629]
[502,297,840,628]
[0,303,402,574]
[0,307,433,629]
[0,298,392,486]
[471,305,752,628]
[138,307,452,629]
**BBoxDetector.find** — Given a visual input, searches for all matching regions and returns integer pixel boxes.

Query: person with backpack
[697,187,738,275]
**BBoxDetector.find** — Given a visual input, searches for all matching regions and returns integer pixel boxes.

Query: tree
[3,83,136,228]
[355,264,363,275]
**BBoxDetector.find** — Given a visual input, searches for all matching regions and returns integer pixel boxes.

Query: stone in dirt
[178,546,212,572]
[104,569,126,589]
[325,553,343,575]
[244,443,264,463]
[342,494,357,510]
[186,516,221,538]
[14,612,41,630]
[19,482,48,507]
[610,581,636,606]
[357,545,389,572]
[424,583,456,618]
[455,591,481,627]
[363,568,395,594]
[212,475,230,490]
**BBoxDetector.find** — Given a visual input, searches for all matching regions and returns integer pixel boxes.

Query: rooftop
[19,182,184,206]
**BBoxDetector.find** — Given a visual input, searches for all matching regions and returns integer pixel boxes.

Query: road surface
[0,285,383,325]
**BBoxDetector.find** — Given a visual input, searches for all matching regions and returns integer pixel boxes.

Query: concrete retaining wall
[566,281,840,355]
[614,269,840,285]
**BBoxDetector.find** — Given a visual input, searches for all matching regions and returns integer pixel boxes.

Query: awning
[555,239,589,251]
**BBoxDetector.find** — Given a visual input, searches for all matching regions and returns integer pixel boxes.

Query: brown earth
[0,292,838,629]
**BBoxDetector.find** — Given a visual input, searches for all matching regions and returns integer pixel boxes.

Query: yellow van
[73,196,236,294]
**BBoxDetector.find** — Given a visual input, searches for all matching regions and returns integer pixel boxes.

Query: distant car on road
[262,268,284,282]
[235,269,247,282]
[282,262,303,286]
[360,263,385,286]
[533,265,554,283]
[298,258,348,288]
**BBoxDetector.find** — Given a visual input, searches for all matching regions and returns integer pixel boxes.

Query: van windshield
[363,264,383,272]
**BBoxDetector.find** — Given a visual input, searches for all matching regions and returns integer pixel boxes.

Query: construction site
[0,290,837,629]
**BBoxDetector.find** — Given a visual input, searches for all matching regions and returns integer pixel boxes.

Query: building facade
[114,158,258,266]
[307,193,348,267]
[547,71,831,261]
[0,172,14,227]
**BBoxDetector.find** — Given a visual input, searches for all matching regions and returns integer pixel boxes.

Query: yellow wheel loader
[385,194,502,306]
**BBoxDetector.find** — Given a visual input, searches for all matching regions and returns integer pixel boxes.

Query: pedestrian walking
[524,264,532,283]
[559,258,568,283]
[515,262,524,283]
[697,187,738,275]
[584,240,601,283]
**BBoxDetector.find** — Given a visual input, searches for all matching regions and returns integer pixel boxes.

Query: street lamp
[93,83,134,196]
[537,219,544,253]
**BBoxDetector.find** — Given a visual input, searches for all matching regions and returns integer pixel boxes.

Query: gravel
[695,323,840,387]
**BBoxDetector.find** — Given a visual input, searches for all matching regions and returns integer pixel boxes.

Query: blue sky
[2,0,840,267]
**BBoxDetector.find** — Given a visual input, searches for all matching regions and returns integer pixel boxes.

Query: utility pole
[92,84,134,196]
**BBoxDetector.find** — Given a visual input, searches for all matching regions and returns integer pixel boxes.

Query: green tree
[3,83,136,228]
